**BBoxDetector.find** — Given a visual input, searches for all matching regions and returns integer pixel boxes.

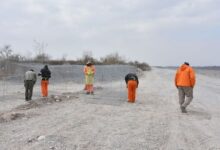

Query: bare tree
[0,45,13,60]
[0,45,19,76]
[62,54,67,62]
[100,52,126,64]
[33,40,49,63]
[0,45,26,62]
[81,51,95,64]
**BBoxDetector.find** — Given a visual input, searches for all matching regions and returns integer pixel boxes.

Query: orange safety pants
[127,80,137,103]
[41,80,49,97]
[84,84,88,91]
[86,84,94,93]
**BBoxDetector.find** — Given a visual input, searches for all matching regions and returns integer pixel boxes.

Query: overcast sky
[0,0,220,66]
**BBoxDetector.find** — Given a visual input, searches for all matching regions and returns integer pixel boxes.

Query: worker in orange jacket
[175,62,196,113]
[84,61,96,94]
[125,73,139,103]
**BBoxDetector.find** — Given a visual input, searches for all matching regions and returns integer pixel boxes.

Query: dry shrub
[100,53,126,64]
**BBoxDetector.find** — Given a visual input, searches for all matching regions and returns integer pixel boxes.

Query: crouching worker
[125,73,139,103]
[24,69,37,101]
[84,61,96,94]
[38,65,51,97]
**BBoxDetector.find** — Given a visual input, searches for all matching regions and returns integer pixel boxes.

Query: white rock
[37,136,46,141]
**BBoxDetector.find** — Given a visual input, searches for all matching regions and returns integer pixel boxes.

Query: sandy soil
[1,68,220,150]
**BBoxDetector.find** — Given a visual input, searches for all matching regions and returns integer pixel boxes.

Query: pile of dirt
[15,93,80,111]
[0,112,25,123]
[0,92,80,123]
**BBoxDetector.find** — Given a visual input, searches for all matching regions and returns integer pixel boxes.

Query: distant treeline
[194,66,220,70]
[19,53,151,71]
[156,66,220,71]
[0,45,151,71]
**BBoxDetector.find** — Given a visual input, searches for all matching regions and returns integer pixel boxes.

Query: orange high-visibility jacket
[84,65,96,75]
[175,64,196,87]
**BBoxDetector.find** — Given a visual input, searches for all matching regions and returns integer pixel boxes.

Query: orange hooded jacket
[175,64,196,87]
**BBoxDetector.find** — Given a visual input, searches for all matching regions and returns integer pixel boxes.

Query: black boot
[180,106,187,113]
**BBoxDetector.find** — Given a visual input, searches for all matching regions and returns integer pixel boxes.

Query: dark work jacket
[40,67,51,80]
[125,73,139,86]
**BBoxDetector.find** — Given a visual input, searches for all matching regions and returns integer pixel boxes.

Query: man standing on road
[175,62,196,113]
[84,61,96,94]
[125,73,139,103]
[24,69,37,101]
[39,65,51,97]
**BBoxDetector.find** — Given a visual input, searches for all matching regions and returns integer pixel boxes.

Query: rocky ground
[0,67,220,150]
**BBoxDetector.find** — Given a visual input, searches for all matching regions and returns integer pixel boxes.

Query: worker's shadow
[84,88,127,106]
[187,109,212,120]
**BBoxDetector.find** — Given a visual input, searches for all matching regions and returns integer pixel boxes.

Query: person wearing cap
[38,65,51,97]
[125,73,139,103]
[84,61,96,94]
[24,69,37,101]
[175,62,196,113]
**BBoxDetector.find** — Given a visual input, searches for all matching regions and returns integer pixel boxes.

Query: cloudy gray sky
[0,0,220,66]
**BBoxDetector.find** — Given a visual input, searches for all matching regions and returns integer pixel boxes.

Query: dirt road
[1,68,220,150]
